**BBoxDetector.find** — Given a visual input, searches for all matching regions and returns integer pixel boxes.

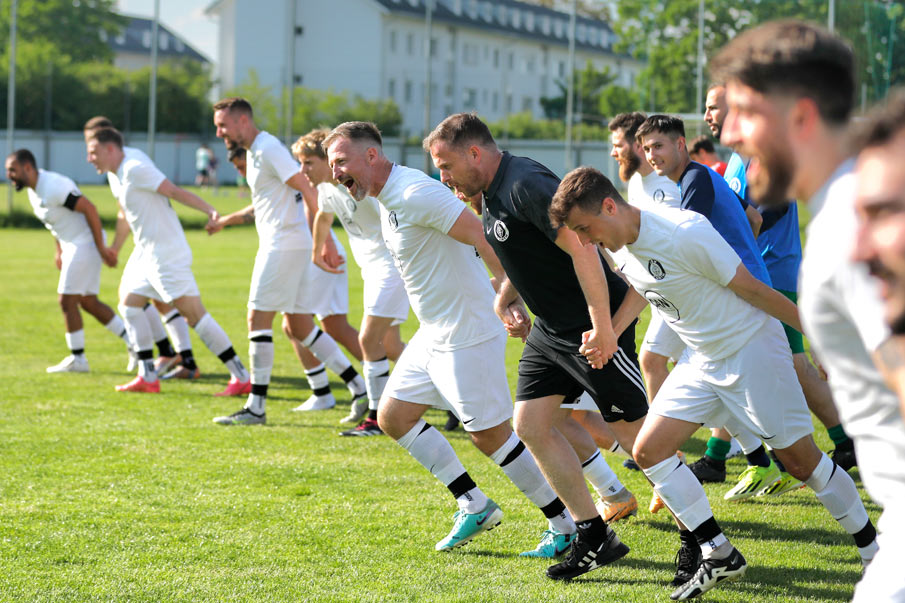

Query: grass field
[0,184,877,602]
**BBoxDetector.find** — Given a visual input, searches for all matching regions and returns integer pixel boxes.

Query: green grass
[0,186,877,602]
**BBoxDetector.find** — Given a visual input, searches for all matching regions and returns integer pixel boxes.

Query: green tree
[540,61,639,124]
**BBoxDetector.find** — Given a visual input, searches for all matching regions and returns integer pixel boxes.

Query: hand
[312,250,345,275]
[205,211,223,235]
[503,302,531,342]
[579,327,618,369]
[456,190,483,215]
[100,246,118,267]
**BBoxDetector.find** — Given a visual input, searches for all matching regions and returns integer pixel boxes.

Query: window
[463,43,478,65]
[558,60,565,78]
[404,80,412,103]
[541,15,551,35]
[554,19,564,38]
[493,48,499,68]
[388,79,396,99]
[463,88,477,107]
[430,37,437,57]
[390,30,397,52]
[507,52,514,70]
[505,94,513,112]
[522,96,532,112]
[445,83,454,97]
[142,30,151,48]
[496,4,507,25]
[525,11,535,31]
[576,24,586,43]
[159,32,169,50]
[492,92,499,112]
[406,32,415,55]
[511,9,521,29]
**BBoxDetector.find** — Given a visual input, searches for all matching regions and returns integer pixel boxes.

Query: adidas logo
[610,405,624,414]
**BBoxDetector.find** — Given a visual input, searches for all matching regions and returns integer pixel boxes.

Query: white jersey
[317,182,394,273]
[28,169,92,246]
[627,170,682,210]
[107,146,152,198]
[376,164,502,350]
[112,151,191,267]
[609,207,769,366]
[246,131,310,250]
[799,160,905,514]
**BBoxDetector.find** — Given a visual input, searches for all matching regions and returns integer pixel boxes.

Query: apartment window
[390,30,397,52]
[388,79,396,99]
[558,60,565,78]
[522,96,532,112]
[493,48,499,68]
[445,83,454,97]
[505,94,513,112]
[463,43,478,65]
[406,32,415,55]
[404,80,412,103]
[430,37,437,57]
[463,88,477,107]
[507,52,514,70]
[492,91,499,112]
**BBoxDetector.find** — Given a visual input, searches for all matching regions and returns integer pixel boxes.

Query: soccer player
[6,149,131,372]
[687,137,727,176]
[210,97,366,425]
[694,84,857,485]
[82,116,195,379]
[294,128,408,435]
[550,166,879,600]
[85,127,250,395]
[425,113,643,579]
[325,120,583,561]
[713,20,905,601]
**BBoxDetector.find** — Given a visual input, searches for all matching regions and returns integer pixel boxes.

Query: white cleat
[47,355,89,374]
[292,394,337,412]
[340,394,369,424]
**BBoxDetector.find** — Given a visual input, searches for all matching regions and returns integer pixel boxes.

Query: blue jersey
[723,151,802,292]
[678,161,772,286]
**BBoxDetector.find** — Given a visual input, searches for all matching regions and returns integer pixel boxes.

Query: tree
[540,61,640,124]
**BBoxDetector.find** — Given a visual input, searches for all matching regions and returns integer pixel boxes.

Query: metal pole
[285,0,297,145]
[564,0,577,172]
[828,0,835,33]
[422,0,433,174]
[6,0,18,212]
[695,0,705,134]
[148,0,160,160]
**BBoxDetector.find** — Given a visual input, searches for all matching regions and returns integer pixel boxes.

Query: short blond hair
[292,128,330,160]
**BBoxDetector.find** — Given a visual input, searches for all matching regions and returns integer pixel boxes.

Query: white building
[204,0,642,134]
[104,15,210,72]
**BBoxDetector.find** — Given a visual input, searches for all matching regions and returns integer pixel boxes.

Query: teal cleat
[520,529,575,558]
[435,499,503,551]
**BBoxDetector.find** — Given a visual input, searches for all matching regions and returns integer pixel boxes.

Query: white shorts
[651,319,813,450]
[853,525,905,603]
[362,262,409,321]
[564,391,600,412]
[640,311,685,363]
[304,242,349,320]
[384,330,513,432]
[58,241,101,296]
[124,254,199,304]
[248,246,316,314]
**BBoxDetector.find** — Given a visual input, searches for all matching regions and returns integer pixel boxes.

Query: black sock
[367,409,377,421]
[769,449,787,473]
[179,350,197,370]
[745,445,771,468]
[576,515,608,542]
[156,338,176,358]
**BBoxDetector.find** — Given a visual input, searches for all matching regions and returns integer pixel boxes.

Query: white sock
[103,315,130,348]
[144,304,168,342]
[122,305,153,354]
[490,432,575,533]
[643,454,715,531]
[301,327,351,377]
[249,329,274,387]
[363,358,390,411]
[607,440,631,459]
[582,450,625,499]
[244,393,265,414]
[805,453,877,560]
[305,363,331,397]
[163,309,192,354]
[194,313,248,381]
[65,329,85,356]
[457,487,489,514]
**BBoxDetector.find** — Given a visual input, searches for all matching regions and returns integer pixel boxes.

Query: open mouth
[340,176,356,191]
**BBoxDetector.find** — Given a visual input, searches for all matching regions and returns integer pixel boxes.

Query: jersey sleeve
[264,140,301,184]
[675,217,742,286]
[126,161,166,193]
[408,180,467,234]
[316,183,340,213]
[511,171,561,243]
[840,265,892,353]
[679,166,715,219]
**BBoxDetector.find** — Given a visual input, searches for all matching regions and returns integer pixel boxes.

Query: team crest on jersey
[492,220,509,242]
[648,259,666,280]
[388,210,399,231]
[644,290,680,322]
[728,177,742,193]
[653,189,665,202]
[344,196,357,215]
[294,192,303,204]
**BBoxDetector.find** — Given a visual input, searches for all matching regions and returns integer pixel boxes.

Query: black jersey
[483,152,628,350]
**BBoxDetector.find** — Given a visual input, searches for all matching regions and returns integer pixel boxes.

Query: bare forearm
[221,205,255,227]
[572,246,614,332]
[612,287,648,338]
[112,211,130,252]
[312,210,333,260]
[82,203,107,254]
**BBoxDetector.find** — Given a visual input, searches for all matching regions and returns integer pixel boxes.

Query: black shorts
[516,324,648,423]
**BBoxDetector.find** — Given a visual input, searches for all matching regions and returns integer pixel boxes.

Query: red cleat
[214,377,252,397]
[115,376,160,393]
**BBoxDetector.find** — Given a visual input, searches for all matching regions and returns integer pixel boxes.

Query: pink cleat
[214,377,252,397]
[115,376,161,393]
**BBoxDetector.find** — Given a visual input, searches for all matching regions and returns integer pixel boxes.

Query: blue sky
[116,0,218,64]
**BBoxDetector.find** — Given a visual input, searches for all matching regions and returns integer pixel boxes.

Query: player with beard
[714,20,898,601]
[6,149,132,372]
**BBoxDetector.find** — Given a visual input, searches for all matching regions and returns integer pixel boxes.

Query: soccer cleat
[724,462,780,501]
[649,492,666,514]
[47,354,89,373]
[435,499,503,551]
[688,456,727,483]
[292,394,336,412]
[213,377,252,397]
[339,418,383,437]
[622,458,641,471]
[520,529,575,558]
[671,540,703,587]
[161,364,201,380]
[831,439,857,472]
[114,375,160,393]
[669,548,747,600]
[597,494,638,525]
[340,394,369,424]
[153,354,182,374]
[545,527,629,580]
[757,471,804,497]
[212,408,266,426]
[444,411,460,432]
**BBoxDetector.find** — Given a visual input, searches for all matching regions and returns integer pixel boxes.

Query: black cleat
[622,458,641,471]
[670,548,747,600]
[831,439,857,472]
[688,456,727,483]
[671,540,703,587]
[545,528,629,581]
[443,411,460,432]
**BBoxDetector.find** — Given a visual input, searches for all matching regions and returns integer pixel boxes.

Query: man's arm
[727,264,802,332]
[873,336,905,419]
[208,204,255,234]
[110,208,131,263]
[311,209,343,274]
[72,196,116,267]
[53,237,62,270]
[611,286,648,338]
[286,172,342,268]
[157,179,218,223]
[745,204,762,238]
[556,227,617,368]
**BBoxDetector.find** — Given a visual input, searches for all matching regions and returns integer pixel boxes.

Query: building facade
[104,15,210,71]
[205,0,642,134]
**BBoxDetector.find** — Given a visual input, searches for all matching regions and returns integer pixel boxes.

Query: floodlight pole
[148,0,160,160]
[564,0,577,172]
[423,0,433,174]
[695,0,705,135]
[828,0,835,33]
[6,0,17,212]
